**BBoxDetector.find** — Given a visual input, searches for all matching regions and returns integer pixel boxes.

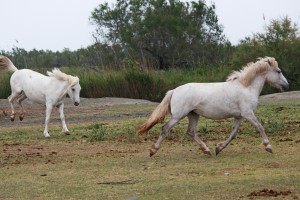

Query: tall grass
[0,66,233,101]
[0,72,11,99]
[74,66,232,101]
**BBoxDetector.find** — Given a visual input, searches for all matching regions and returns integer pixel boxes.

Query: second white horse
[139,57,289,156]
[0,55,81,137]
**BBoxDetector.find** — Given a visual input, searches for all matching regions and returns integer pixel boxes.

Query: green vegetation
[0,98,299,199]
[231,16,300,92]
[0,65,232,101]
[1,16,299,100]
[90,0,229,69]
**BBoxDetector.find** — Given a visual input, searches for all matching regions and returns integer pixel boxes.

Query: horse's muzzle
[74,102,79,106]
[282,82,289,91]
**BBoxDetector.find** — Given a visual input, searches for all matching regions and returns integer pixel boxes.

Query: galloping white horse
[0,55,81,137]
[139,57,289,157]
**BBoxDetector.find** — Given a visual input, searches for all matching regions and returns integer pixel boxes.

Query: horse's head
[265,57,289,92]
[67,77,81,106]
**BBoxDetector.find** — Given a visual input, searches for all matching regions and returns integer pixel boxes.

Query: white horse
[139,57,289,157]
[0,55,81,137]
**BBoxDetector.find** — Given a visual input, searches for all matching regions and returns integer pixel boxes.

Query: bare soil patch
[0,97,154,128]
[247,188,292,198]
[259,91,300,100]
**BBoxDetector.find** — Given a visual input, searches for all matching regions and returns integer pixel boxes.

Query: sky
[0,0,299,52]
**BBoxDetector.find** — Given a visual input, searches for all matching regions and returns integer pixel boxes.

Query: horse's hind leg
[17,93,27,121]
[216,118,241,155]
[187,112,211,155]
[150,117,180,157]
[8,91,22,121]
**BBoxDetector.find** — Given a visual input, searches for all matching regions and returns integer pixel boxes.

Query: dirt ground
[0,91,299,129]
[0,97,154,129]
[259,90,300,100]
[0,91,299,200]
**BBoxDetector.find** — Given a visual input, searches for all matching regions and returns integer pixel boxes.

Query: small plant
[126,128,139,143]
[201,121,209,136]
[266,120,285,134]
[259,117,285,134]
[88,124,107,142]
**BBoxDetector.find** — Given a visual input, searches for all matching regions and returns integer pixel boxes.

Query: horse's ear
[70,77,79,87]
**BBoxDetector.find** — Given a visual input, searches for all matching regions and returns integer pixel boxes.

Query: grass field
[0,97,299,200]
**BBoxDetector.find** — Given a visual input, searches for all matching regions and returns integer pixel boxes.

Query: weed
[200,121,209,136]
[126,127,139,143]
[87,123,107,142]
[266,120,285,133]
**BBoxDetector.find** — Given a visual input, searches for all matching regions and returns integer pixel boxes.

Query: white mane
[226,57,278,86]
[47,68,79,86]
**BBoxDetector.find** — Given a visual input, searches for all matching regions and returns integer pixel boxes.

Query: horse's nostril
[74,102,79,106]
[283,83,289,91]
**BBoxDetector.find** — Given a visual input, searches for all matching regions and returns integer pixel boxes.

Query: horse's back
[172,82,235,102]
[10,69,49,103]
[170,82,243,119]
[11,69,47,88]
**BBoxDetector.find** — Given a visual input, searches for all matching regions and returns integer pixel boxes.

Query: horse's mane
[47,68,79,86]
[226,57,278,86]
[0,55,18,72]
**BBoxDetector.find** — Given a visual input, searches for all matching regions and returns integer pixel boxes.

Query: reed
[0,66,232,101]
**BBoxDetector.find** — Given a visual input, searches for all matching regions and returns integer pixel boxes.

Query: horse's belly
[22,84,46,104]
[194,107,241,120]
[22,90,44,104]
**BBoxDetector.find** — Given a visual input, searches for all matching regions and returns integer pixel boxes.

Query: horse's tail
[0,55,18,72]
[139,90,173,133]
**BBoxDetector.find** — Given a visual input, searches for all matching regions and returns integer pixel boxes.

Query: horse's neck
[249,76,266,97]
[52,79,69,100]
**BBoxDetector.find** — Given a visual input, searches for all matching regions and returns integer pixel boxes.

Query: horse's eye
[277,70,281,74]
[72,88,75,92]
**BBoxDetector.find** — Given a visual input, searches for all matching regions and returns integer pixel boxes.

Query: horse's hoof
[149,149,156,157]
[64,131,70,135]
[265,148,273,153]
[149,148,157,157]
[10,117,15,122]
[203,150,212,156]
[19,116,24,121]
[264,143,273,153]
[215,147,222,156]
[149,151,155,157]
[149,145,158,157]
[44,133,50,138]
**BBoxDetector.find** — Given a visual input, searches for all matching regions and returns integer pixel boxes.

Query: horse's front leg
[43,104,53,137]
[216,118,241,155]
[58,103,70,135]
[242,111,272,153]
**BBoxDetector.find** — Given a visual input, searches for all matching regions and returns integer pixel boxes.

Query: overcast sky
[0,0,299,52]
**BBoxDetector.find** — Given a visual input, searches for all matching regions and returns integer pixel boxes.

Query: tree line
[1,0,299,91]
